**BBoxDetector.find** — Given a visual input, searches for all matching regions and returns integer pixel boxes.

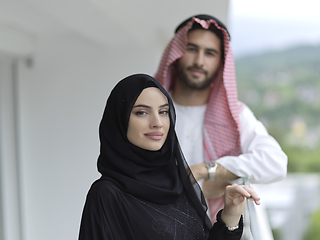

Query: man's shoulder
[239,103,255,119]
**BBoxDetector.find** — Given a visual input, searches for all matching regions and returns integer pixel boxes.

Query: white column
[0,57,22,240]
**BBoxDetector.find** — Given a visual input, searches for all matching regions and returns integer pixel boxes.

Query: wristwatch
[205,162,217,181]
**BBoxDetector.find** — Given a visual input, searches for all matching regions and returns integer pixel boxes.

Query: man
[154,14,287,221]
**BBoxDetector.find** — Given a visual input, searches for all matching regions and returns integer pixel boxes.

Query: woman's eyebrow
[132,103,169,108]
[132,104,151,109]
[160,103,169,108]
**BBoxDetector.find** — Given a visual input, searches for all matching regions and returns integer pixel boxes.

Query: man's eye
[187,47,197,52]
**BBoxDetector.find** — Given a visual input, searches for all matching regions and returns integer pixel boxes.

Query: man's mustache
[187,66,207,75]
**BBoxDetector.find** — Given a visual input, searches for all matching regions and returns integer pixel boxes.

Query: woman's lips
[144,132,164,140]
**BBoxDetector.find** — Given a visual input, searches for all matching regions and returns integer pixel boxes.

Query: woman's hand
[202,180,230,199]
[221,184,260,228]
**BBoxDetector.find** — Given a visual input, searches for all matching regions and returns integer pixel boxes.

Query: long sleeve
[208,210,243,240]
[216,105,287,183]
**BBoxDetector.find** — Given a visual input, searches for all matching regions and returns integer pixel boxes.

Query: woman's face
[127,87,170,151]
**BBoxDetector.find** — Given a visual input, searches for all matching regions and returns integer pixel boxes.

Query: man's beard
[177,65,214,90]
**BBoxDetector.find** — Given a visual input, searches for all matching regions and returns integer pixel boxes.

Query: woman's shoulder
[86,178,123,204]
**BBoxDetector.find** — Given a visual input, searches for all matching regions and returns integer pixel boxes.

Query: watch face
[206,162,216,168]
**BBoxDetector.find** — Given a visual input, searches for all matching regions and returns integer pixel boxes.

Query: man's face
[176,29,222,90]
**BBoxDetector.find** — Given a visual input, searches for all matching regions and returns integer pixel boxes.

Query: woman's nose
[150,114,162,128]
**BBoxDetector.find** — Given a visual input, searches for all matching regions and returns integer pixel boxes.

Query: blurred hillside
[235,44,320,173]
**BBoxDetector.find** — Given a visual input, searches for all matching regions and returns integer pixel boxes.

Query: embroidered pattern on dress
[128,191,206,239]
[151,217,171,236]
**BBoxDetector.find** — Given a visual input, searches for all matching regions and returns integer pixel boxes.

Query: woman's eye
[135,111,147,116]
[159,110,169,115]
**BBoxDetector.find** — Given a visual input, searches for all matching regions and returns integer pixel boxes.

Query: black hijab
[97,74,209,226]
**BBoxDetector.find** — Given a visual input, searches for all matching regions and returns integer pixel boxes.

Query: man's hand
[221,184,260,227]
[189,163,208,181]
[189,163,242,200]
[190,163,239,182]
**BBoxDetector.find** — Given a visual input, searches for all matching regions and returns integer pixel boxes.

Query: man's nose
[194,51,204,67]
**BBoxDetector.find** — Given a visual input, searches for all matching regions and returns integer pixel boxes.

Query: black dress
[79,179,207,239]
[79,179,243,240]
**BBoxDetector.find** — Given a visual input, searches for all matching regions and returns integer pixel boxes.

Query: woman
[78,74,260,239]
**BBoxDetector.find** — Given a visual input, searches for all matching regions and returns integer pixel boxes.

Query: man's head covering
[154,14,243,221]
[97,73,211,228]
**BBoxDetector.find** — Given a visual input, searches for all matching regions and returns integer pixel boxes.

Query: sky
[229,0,320,58]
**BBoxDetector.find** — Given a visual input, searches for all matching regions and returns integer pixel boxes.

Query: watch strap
[205,162,217,181]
